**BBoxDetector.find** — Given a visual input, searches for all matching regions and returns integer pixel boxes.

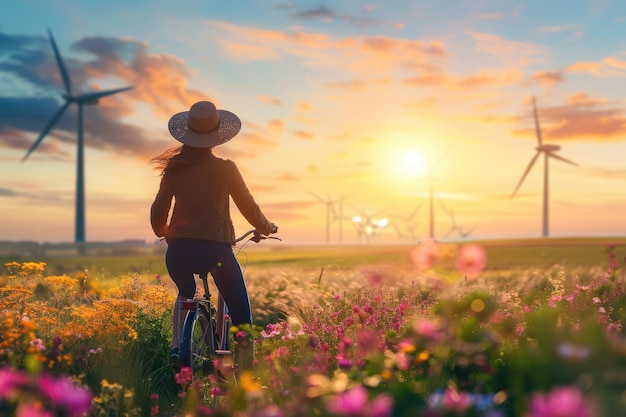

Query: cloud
[584,166,626,180]
[297,102,315,112]
[466,31,545,63]
[537,24,586,33]
[530,71,564,85]
[0,184,66,202]
[512,94,626,141]
[404,68,523,90]
[257,95,282,105]
[0,31,207,161]
[565,55,626,77]
[0,187,18,197]
[293,130,315,140]
[286,5,388,29]
[207,20,447,76]
[476,13,503,20]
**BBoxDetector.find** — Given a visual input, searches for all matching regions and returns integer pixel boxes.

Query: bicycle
[176,228,280,406]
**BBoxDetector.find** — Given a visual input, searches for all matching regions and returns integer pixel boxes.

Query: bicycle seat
[190,264,212,277]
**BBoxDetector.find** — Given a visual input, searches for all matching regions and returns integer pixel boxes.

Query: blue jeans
[165,238,252,326]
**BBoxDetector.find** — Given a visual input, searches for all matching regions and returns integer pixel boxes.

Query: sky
[1,0,626,246]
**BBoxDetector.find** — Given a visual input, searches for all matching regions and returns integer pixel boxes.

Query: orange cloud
[565,56,626,77]
[293,130,315,140]
[512,94,626,141]
[206,19,448,76]
[531,71,564,85]
[537,24,585,33]
[467,31,544,59]
[257,95,282,105]
[297,102,315,112]
[405,68,522,90]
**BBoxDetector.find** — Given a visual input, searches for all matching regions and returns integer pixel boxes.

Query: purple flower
[526,386,593,417]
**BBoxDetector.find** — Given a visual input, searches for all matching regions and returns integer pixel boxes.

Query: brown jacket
[150,148,272,245]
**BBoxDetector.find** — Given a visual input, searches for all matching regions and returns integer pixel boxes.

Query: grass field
[3,236,625,278]
[3,235,626,416]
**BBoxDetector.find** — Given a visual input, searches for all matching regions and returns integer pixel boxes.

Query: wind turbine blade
[532,96,543,146]
[48,29,72,96]
[76,86,134,103]
[22,101,71,161]
[437,193,450,214]
[430,144,454,171]
[511,151,541,198]
[549,152,578,167]
[308,190,326,203]
[407,202,423,220]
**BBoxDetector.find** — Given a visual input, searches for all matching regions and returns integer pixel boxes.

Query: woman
[150,100,277,372]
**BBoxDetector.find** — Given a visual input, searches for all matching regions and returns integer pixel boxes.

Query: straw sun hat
[168,101,241,148]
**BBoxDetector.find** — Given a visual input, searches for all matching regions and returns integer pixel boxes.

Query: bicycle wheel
[183,304,236,406]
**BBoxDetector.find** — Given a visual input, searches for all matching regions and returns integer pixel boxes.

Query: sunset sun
[399,151,428,178]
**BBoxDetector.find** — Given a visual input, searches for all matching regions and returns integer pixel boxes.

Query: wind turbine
[424,147,452,240]
[351,206,389,244]
[390,203,422,241]
[511,97,578,238]
[440,203,477,240]
[309,191,339,244]
[22,29,134,243]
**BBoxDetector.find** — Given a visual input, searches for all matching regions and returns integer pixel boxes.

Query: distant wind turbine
[511,97,578,238]
[309,191,339,244]
[22,29,134,243]
[439,197,477,240]
[425,147,452,240]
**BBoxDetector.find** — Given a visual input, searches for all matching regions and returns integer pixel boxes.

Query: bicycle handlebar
[235,228,281,243]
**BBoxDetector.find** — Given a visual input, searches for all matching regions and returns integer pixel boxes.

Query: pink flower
[413,318,440,340]
[371,394,393,417]
[455,244,487,278]
[15,403,55,417]
[526,386,593,417]
[411,240,440,270]
[261,323,282,339]
[362,268,384,285]
[175,367,192,385]
[327,385,368,415]
[37,374,92,417]
[0,368,29,399]
[441,388,472,412]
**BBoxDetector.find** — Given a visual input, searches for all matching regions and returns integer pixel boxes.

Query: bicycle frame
[179,269,230,360]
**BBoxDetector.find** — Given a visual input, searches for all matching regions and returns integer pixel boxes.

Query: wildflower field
[1,237,626,417]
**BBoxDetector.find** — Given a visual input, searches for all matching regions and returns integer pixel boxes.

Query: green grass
[2,236,625,278]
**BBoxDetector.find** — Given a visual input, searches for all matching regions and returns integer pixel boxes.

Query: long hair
[149,146,183,176]
[149,145,214,176]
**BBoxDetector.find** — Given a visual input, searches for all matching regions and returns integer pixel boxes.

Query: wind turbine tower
[22,29,133,243]
[310,191,340,244]
[425,148,451,240]
[511,97,578,238]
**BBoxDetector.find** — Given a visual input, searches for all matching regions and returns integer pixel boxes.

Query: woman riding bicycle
[149,100,277,373]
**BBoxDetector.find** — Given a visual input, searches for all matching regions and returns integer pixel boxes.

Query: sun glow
[399,151,428,178]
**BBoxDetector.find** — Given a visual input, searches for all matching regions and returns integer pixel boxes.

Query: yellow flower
[239,371,262,393]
